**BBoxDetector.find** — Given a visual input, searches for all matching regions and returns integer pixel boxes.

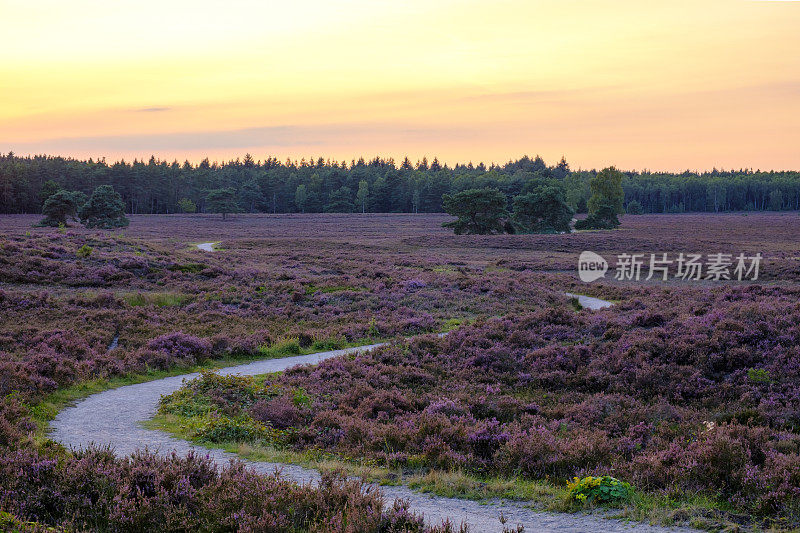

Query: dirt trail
[50,259,691,531]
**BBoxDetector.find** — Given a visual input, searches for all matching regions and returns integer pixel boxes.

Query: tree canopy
[79,185,129,229]
[575,167,625,230]
[511,186,574,234]
[2,152,800,216]
[40,190,85,227]
[442,188,510,235]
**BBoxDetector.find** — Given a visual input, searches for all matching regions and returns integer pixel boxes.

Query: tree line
[1,151,799,215]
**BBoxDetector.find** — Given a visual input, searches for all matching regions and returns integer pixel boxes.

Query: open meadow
[2,212,800,531]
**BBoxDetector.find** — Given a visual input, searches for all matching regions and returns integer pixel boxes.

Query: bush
[194,414,273,442]
[567,476,632,505]
[249,396,304,429]
[76,244,93,258]
[40,190,85,227]
[147,332,213,365]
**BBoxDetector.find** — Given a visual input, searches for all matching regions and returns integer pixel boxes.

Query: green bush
[567,475,632,505]
[258,339,301,358]
[76,244,93,258]
[747,368,772,384]
[158,388,213,417]
[195,414,272,442]
[311,337,345,351]
[79,185,129,229]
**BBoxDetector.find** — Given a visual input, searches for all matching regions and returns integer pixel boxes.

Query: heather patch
[162,285,800,527]
[3,213,800,530]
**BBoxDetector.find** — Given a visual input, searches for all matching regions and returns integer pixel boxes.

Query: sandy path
[50,269,691,531]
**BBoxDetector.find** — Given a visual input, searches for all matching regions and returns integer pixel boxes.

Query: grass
[256,336,379,359]
[123,291,191,307]
[146,411,749,531]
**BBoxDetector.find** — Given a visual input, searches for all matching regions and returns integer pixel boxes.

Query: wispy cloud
[3,122,485,154]
[134,106,171,113]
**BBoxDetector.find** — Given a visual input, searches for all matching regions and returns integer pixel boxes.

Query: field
[2,212,800,531]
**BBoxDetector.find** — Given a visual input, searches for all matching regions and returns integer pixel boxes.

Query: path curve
[196,242,217,252]
[565,292,614,310]
[50,293,691,532]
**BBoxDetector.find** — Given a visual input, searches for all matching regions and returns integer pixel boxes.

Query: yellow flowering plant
[566,475,632,505]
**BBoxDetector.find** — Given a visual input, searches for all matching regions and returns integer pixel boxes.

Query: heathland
[1,212,799,531]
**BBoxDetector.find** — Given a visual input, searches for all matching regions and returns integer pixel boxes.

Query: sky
[1,0,799,171]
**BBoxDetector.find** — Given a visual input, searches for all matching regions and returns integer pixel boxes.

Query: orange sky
[1,0,799,171]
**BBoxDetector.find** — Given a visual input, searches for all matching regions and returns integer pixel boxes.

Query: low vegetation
[2,213,800,530]
[159,284,800,529]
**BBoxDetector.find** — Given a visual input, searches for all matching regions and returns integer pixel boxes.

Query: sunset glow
[2,0,799,170]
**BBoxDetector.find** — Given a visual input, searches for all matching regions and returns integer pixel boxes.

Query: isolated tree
[442,188,509,235]
[40,190,85,226]
[356,180,369,213]
[178,198,197,213]
[577,167,624,229]
[294,184,308,213]
[511,186,573,233]
[39,180,62,206]
[587,167,624,215]
[205,188,240,220]
[79,185,128,228]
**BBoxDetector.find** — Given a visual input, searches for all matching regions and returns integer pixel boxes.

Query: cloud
[3,122,485,154]
[134,106,171,113]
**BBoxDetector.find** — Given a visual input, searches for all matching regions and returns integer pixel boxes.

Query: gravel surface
[196,242,217,251]
[50,293,694,532]
[565,292,615,310]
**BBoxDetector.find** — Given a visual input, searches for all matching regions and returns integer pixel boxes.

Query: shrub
[76,244,93,258]
[258,339,301,358]
[147,332,213,365]
[194,414,273,442]
[249,396,304,429]
[567,476,632,505]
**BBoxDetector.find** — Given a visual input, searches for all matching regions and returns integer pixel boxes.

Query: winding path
[565,292,614,310]
[196,242,218,252]
[50,282,691,532]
